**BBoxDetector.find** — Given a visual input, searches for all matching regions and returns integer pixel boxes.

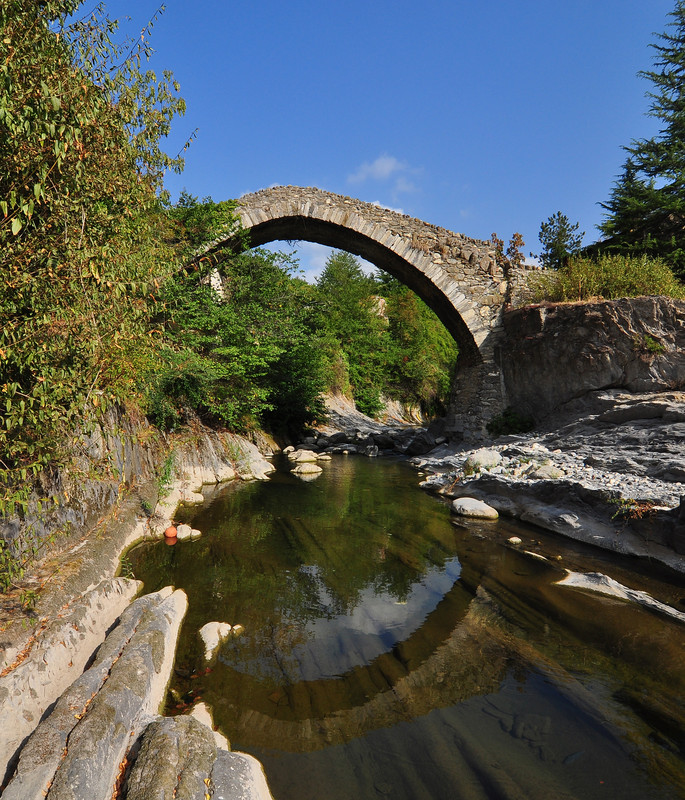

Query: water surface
[128,455,685,800]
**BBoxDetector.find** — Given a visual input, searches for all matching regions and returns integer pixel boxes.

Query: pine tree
[538,212,585,269]
[599,1,685,277]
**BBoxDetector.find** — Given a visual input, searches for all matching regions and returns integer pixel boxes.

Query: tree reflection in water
[127,455,685,800]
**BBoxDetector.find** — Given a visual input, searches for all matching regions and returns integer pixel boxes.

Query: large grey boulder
[3,587,187,800]
[451,497,499,520]
[0,577,141,785]
[126,715,274,800]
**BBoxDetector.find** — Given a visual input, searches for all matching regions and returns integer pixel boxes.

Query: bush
[528,254,685,303]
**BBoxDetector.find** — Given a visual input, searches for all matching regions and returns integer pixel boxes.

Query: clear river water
[127,455,685,800]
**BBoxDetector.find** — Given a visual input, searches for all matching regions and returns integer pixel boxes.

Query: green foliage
[147,196,328,434]
[377,275,458,415]
[315,252,388,416]
[529,254,685,302]
[632,333,666,355]
[537,212,585,270]
[598,2,685,278]
[311,252,458,418]
[486,407,535,438]
[0,2,186,519]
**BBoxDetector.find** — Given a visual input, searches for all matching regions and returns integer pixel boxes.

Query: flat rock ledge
[0,576,141,782]
[1,587,273,800]
[414,390,685,575]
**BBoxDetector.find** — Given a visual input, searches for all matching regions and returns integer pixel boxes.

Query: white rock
[176,523,193,541]
[464,448,502,472]
[190,528,202,540]
[283,445,295,454]
[451,497,499,519]
[508,536,522,545]
[199,621,232,661]
[189,702,230,750]
[181,490,204,505]
[292,462,323,475]
[288,449,319,463]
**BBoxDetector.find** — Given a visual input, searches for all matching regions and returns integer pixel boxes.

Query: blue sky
[100,0,674,279]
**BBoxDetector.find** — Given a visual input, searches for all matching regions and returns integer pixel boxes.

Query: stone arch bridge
[202,186,519,439]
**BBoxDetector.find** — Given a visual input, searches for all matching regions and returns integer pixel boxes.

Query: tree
[537,212,584,269]
[315,252,388,416]
[0,2,186,515]
[598,0,685,278]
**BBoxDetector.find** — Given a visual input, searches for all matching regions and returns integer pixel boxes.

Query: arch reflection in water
[127,456,685,800]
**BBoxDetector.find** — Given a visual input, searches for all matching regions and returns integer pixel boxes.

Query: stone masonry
[203,186,515,438]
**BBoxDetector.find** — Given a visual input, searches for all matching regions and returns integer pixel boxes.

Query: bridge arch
[202,186,510,438]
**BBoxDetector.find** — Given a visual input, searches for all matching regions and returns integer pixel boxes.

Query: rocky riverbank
[0,429,277,799]
[289,388,685,575]
[410,389,685,574]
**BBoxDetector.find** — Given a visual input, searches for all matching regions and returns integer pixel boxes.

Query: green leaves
[599,2,685,278]
[0,2,185,524]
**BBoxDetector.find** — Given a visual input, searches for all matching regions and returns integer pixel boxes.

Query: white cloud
[372,200,405,214]
[348,155,407,184]
[348,154,422,206]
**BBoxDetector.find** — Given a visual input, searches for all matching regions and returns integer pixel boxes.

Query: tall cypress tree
[599,1,685,277]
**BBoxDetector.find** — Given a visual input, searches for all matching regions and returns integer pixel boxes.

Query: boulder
[451,497,499,520]
[3,587,188,800]
[292,462,323,476]
[405,430,437,457]
[176,523,193,541]
[126,713,274,800]
[464,448,502,473]
[287,449,319,463]
[199,621,232,661]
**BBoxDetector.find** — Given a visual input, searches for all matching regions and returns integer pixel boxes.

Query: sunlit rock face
[498,296,685,422]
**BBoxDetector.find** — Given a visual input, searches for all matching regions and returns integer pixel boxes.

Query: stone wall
[497,296,685,421]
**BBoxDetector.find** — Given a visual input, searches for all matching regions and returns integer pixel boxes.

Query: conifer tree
[599,1,685,277]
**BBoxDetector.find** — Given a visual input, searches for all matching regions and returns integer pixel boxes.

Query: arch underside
[232,215,482,365]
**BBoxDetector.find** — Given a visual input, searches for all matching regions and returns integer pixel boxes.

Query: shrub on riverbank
[528,254,685,303]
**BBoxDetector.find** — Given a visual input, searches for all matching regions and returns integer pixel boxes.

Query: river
[127,454,685,800]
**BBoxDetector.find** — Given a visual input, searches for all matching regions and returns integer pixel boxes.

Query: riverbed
[127,455,685,800]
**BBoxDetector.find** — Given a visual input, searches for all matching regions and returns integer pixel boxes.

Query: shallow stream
[127,455,685,800]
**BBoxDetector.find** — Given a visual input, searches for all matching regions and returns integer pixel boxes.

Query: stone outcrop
[3,587,188,800]
[414,389,685,573]
[2,584,274,800]
[126,716,273,800]
[0,577,141,784]
[498,296,685,422]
